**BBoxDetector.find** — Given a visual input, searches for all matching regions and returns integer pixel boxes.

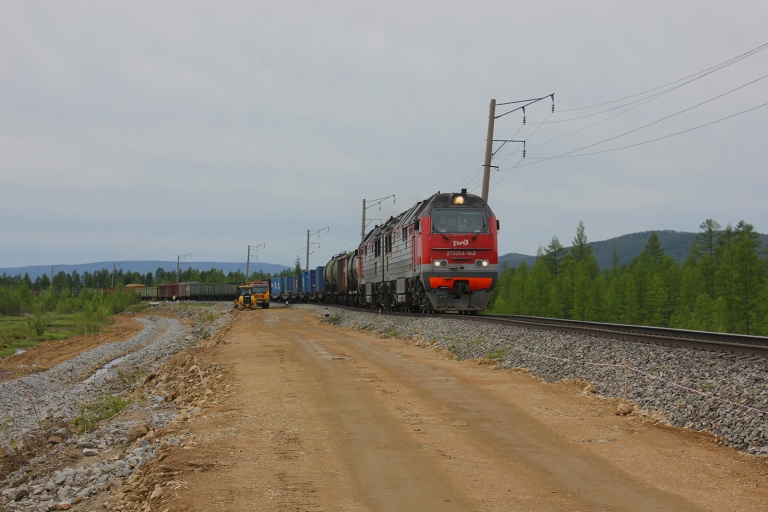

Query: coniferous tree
[644,231,665,266]
[694,219,721,298]
[621,273,640,324]
[541,236,565,278]
[729,221,763,334]
[570,221,592,263]
[509,262,529,314]
[586,274,609,321]
[71,270,82,288]
[527,258,551,316]
[571,264,592,320]
[491,265,516,313]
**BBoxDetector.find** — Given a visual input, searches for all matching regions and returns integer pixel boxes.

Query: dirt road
[131,307,767,512]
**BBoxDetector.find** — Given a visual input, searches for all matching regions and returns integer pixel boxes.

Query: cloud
[1,1,767,269]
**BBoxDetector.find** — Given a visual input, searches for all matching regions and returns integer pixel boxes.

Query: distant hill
[500,230,768,270]
[1,261,291,281]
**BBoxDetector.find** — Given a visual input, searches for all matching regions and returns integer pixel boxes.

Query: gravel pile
[302,305,768,456]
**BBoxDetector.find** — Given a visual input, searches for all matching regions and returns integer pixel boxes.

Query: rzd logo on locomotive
[453,240,469,247]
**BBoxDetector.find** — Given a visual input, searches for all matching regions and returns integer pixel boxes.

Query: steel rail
[468,314,768,356]
[318,305,768,356]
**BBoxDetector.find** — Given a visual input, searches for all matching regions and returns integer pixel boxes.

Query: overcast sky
[2,1,766,272]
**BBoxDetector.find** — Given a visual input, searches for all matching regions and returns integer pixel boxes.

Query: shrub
[73,394,131,434]
[27,312,47,338]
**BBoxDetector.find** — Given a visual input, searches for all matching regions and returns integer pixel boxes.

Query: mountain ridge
[5,230,767,280]
[1,261,290,281]
[500,230,768,270]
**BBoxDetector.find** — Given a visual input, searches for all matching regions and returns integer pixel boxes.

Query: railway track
[463,314,768,356]
[317,304,768,356]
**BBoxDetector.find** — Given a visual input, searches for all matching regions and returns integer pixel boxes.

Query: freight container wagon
[270,279,283,301]
[136,286,158,300]
[178,282,197,299]
[157,283,180,300]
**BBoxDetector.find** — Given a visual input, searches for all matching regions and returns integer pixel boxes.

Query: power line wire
[533,73,768,160]
[532,101,768,159]
[468,42,768,196]
[558,41,768,113]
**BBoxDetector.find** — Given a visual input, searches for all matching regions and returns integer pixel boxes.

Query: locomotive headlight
[434,259,448,267]
[475,259,489,267]
[451,194,466,205]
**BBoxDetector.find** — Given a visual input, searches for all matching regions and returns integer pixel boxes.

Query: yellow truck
[234,280,270,309]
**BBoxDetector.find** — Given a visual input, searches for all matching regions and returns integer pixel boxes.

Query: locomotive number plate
[446,250,477,256]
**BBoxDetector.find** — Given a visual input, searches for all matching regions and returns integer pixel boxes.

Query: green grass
[382,326,402,338]
[0,313,99,358]
[73,394,131,434]
[0,339,38,358]
[486,348,506,360]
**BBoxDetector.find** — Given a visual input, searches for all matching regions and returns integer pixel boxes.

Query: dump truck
[234,280,270,309]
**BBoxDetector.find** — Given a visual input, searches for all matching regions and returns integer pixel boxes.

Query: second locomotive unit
[324,188,499,314]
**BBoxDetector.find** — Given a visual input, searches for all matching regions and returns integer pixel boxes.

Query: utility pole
[481,98,496,203]
[481,94,554,203]
[111,262,125,289]
[245,243,265,282]
[177,253,191,283]
[306,227,329,271]
[361,194,395,243]
[50,264,61,290]
[361,199,366,244]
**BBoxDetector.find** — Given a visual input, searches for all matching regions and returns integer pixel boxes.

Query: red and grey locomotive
[324,189,499,313]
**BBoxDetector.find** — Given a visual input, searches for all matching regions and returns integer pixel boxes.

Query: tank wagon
[324,253,359,306]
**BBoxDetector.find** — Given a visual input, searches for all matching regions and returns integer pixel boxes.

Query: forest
[489,219,767,335]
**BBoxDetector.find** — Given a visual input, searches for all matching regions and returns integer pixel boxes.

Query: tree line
[0,266,304,293]
[489,219,767,335]
[0,263,305,318]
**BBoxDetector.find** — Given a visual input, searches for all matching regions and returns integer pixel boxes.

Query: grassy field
[0,313,94,358]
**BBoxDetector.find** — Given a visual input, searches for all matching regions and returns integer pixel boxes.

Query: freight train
[271,189,499,314]
[132,189,499,314]
[130,282,239,301]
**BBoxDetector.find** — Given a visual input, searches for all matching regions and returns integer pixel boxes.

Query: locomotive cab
[420,190,498,313]
[431,208,488,234]
[351,188,499,314]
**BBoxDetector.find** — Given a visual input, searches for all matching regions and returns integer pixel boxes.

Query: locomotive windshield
[432,208,488,234]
